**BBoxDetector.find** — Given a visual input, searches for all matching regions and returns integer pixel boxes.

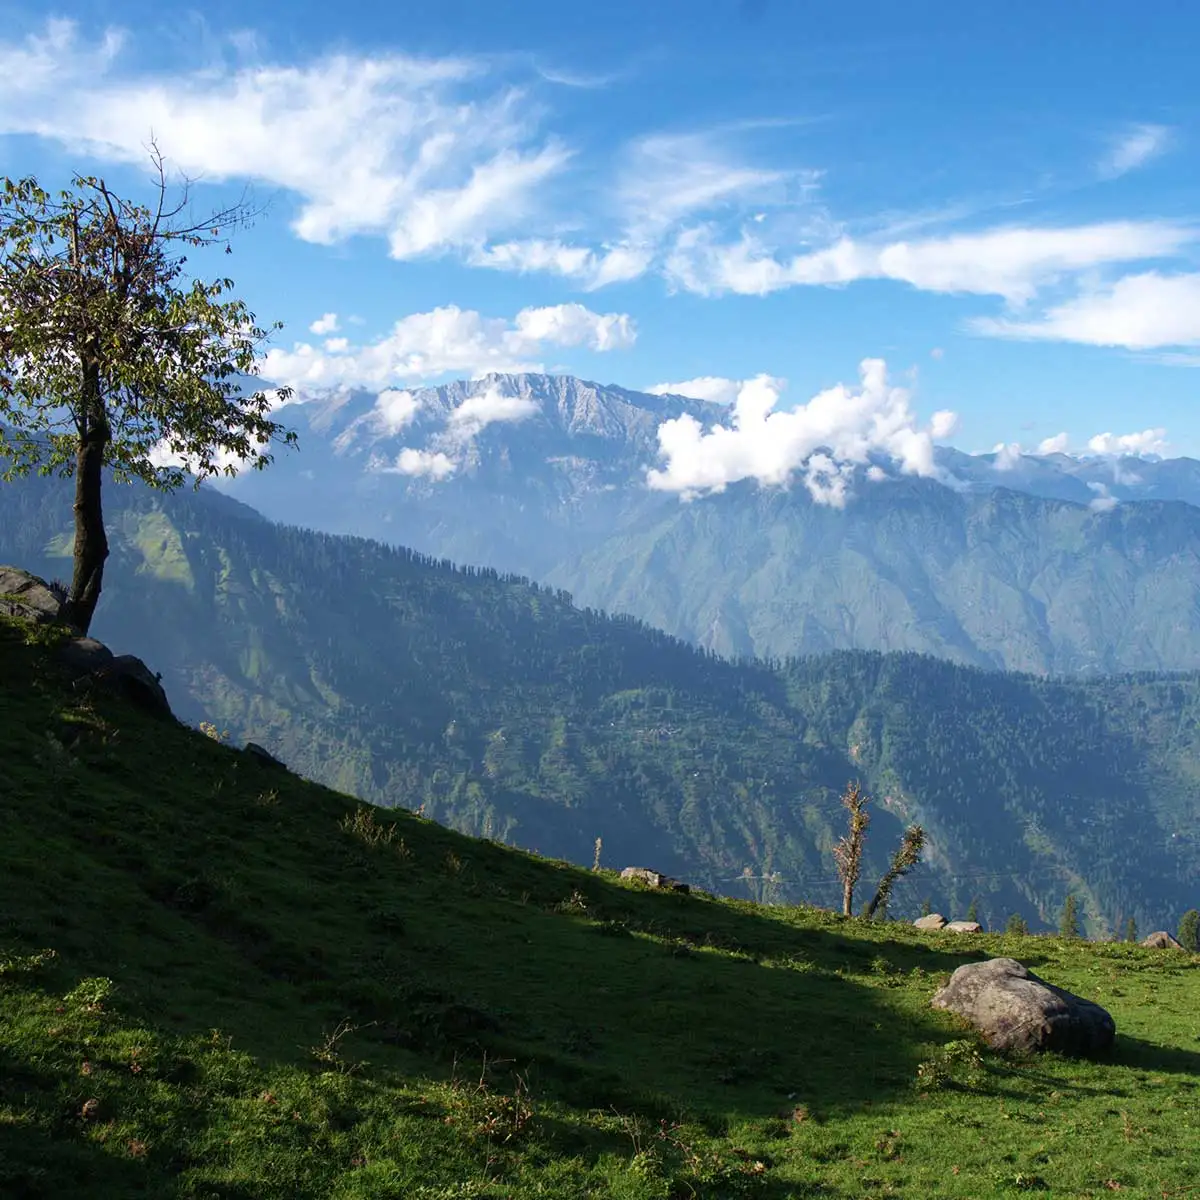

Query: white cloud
[1100,123,1171,178]
[261,302,636,392]
[446,385,539,436]
[646,359,952,505]
[512,302,635,351]
[309,312,340,335]
[0,19,566,260]
[647,376,760,406]
[468,239,651,289]
[930,410,959,439]
[929,346,945,360]
[991,442,1024,471]
[1088,482,1118,512]
[1036,432,1070,455]
[618,132,798,236]
[973,273,1200,349]
[1086,428,1168,456]
[374,389,422,434]
[371,447,457,479]
[665,222,1191,302]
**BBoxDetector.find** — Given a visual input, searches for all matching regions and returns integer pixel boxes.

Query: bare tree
[832,780,870,917]
[0,148,294,634]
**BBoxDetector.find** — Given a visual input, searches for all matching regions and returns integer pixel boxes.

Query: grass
[3,614,1200,1198]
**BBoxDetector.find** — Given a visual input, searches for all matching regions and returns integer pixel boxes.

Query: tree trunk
[842,878,855,918]
[63,360,109,635]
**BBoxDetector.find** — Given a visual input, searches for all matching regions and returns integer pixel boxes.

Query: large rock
[244,742,288,771]
[0,565,66,626]
[946,920,983,934]
[619,866,690,894]
[1141,931,1184,950]
[914,913,948,930]
[932,957,1115,1057]
[103,655,173,719]
[55,637,115,675]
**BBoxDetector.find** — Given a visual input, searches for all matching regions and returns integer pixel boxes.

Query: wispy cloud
[0,19,566,259]
[261,302,636,393]
[1100,123,1172,178]
[665,221,1192,302]
[973,272,1200,349]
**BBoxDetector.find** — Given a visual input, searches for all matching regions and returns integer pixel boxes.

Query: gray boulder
[55,637,115,675]
[244,742,288,771]
[946,920,983,934]
[104,655,172,719]
[0,566,66,626]
[1141,931,1184,950]
[932,957,1115,1056]
[620,866,690,894]
[913,913,948,930]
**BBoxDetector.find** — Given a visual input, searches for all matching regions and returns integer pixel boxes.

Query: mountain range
[4,473,1200,935]
[209,372,1200,674]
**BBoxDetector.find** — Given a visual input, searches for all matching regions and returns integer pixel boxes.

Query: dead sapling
[832,780,870,917]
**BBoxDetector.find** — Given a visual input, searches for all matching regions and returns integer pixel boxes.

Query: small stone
[620,866,690,893]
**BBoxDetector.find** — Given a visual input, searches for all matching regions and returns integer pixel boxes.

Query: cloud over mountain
[646,360,955,504]
[261,303,635,393]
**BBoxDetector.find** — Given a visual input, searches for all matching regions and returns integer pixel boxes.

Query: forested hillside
[4,474,1200,934]
[215,373,1200,674]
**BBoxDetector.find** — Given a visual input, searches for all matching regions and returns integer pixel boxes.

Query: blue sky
[3,0,1199,466]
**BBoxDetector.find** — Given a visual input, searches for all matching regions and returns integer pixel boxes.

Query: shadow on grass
[0,1047,167,1200]
[1113,1034,1200,1077]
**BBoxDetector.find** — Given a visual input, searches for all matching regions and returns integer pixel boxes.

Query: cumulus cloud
[370,447,457,479]
[973,273,1200,349]
[261,302,636,392]
[1086,428,1168,456]
[647,376,761,406]
[373,389,422,434]
[991,442,1024,471]
[1036,432,1070,455]
[0,19,567,259]
[930,410,959,439]
[309,312,340,335]
[1088,481,1118,512]
[665,222,1192,302]
[646,359,952,505]
[446,385,539,437]
[1100,123,1171,178]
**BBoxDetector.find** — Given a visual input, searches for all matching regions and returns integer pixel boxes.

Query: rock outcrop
[913,913,948,930]
[0,566,67,627]
[946,920,983,934]
[1141,931,1184,950]
[932,957,1115,1056]
[244,742,288,771]
[106,655,172,719]
[619,867,690,894]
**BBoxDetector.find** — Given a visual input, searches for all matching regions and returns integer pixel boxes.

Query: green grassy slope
[4,616,1200,1198]
[6,476,1200,933]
